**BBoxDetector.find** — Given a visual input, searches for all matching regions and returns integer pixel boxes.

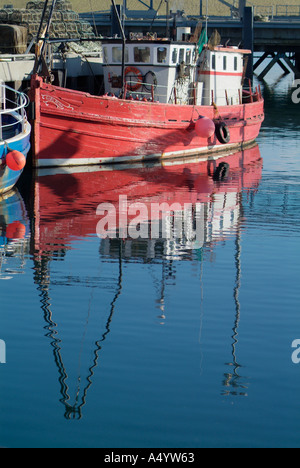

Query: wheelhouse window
[223,56,227,70]
[112,47,129,63]
[234,56,238,71]
[134,47,151,63]
[211,54,216,70]
[179,48,185,63]
[103,47,108,62]
[157,47,167,63]
[172,48,178,64]
[186,49,192,65]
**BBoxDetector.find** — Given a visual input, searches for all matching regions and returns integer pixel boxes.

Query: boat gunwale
[38,97,265,130]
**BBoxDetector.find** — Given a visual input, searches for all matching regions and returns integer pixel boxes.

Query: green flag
[198,29,208,55]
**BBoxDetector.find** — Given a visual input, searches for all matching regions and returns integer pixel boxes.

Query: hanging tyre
[143,71,158,91]
[215,122,231,144]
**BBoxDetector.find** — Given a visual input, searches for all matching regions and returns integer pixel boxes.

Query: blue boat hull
[0,121,31,194]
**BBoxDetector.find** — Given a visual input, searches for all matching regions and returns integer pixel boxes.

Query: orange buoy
[6,150,26,172]
[6,221,26,239]
[195,116,215,139]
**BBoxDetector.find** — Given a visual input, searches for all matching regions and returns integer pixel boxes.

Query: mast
[36,0,50,42]
[165,0,170,39]
[33,0,58,76]
[205,0,208,42]
[111,0,126,98]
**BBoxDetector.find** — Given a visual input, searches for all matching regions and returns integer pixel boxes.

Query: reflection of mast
[151,256,177,324]
[34,241,123,419]
[157,257,166,323]
[222,193,248,397]
[34,255,72,417]
[73,240,123,419]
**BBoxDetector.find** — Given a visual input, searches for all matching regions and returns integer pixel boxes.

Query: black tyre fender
[215,122,231,144]
[144,71,158,91]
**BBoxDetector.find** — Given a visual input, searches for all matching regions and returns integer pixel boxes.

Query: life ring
[215,122,231,144]
[125,67,143,92]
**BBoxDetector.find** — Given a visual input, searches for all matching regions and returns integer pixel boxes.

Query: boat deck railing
[124,80,203,105]
[123,80,172,103]
[122,80,262,106]
[0,84,29,141]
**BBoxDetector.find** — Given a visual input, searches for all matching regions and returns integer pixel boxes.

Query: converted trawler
[30,6,264,167]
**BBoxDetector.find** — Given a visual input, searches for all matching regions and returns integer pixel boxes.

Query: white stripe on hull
[35,140,255,168]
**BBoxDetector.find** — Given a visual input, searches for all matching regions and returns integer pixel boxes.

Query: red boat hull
[30,75,264,168]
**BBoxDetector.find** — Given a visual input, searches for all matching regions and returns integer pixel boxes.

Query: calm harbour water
[0,70,299,448]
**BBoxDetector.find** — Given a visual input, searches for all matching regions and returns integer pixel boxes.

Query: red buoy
[195,116,215,139]
[6,150,26,172]
[6,221,26,239]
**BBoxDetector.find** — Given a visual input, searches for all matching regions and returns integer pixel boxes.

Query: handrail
[0,84,29,115]
[0,84,29,139]
[253,5,274,19]
[248,2,300,18]
[276,4,300,16]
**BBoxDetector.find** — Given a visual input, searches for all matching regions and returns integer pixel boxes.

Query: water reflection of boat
[31,145,263,418]
[0,189,29,280]
[32,144,262,257]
